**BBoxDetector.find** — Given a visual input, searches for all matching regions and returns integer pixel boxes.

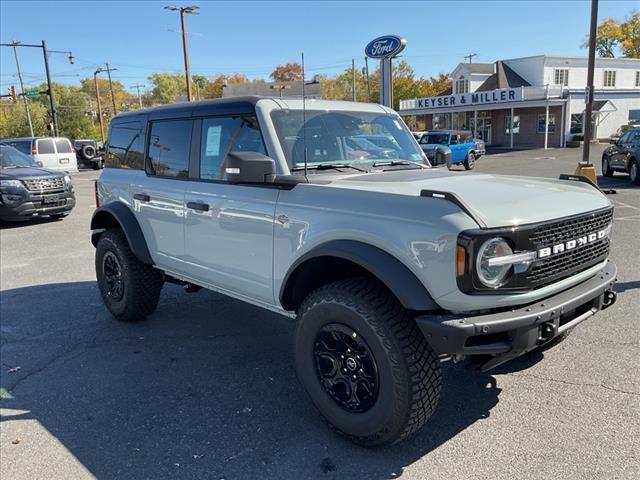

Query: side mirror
[36,161,43,167]
[225,152,276,184]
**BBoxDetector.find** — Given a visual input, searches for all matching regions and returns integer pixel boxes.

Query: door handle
[187,201,210,212]
[134,193,150,202]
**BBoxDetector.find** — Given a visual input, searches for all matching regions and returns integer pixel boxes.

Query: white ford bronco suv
[91,97,617,446]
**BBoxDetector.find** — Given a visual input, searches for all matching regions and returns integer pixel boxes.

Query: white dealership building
[399,55,640,148]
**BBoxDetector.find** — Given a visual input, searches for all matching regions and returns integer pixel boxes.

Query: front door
[610,130,633,170]
[182,115,278,305]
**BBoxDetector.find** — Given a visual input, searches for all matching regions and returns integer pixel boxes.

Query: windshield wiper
[372,160,426,169]
[291,163,368,172]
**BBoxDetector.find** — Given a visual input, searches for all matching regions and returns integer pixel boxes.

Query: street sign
[25,89,40,97]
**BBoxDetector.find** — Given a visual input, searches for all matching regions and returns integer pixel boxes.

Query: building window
[635,71,640,87]
[456,77,469,94]
[570,113,583,134]
[537,113,556,134]
[603,70,616,87]
[554,69,569,86]
[629,110,640,123]
[504,115,520,134]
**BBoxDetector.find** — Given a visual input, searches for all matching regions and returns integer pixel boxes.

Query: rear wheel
[295,278,441,447]
[602,155,614,177]
[464,151,476,170]
[95,229,163,322]
[630,159,640,185]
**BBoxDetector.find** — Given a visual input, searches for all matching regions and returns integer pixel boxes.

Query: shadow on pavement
[0,281,502,479]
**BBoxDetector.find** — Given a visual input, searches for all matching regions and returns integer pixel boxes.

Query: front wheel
[295,278,441,447]
[464,152,476,170]
[630,159,640,185]
[95,229,163,322]
[602,156,614,177]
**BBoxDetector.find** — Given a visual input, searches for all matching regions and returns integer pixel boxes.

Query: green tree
[148,72,186,104]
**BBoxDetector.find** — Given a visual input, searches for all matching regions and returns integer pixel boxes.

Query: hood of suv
[0,167,63,180]
[324,169,612,228]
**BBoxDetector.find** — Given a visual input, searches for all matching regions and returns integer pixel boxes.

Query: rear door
[610,130,632,170]
[133,118,192,273]
[54,138,78,172]
[35,138,57,169]
[182,115,278,304]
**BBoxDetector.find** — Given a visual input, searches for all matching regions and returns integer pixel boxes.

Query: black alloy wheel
[102,251,124,301]
[313,323,379,413]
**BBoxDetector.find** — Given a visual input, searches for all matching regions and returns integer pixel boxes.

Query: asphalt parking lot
[1,145,638,480]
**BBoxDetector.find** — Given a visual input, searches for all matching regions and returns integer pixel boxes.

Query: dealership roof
[465,63,495,74]
[476,61,531,91]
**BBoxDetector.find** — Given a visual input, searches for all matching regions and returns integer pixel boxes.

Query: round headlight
[476,237,513,288]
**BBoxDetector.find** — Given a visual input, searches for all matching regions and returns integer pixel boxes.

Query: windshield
[0,146,37,168]
[421,133,450,145]
[271,110,426,170]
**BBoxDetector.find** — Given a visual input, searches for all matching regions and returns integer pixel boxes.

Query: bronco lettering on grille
[537,225,611,259]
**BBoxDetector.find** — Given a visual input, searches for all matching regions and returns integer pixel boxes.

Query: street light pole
[131,83,145,108]
[41,40,59,136]
[165,5,199,102]
[94,68,106,142]
[10,41,34,137]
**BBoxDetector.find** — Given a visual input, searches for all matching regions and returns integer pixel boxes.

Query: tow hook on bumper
[416,260,617,372]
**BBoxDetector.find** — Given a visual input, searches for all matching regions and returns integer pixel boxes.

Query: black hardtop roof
[113,95,266,122]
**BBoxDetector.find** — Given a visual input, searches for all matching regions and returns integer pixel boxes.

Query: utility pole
[105,62,117,115]
[464,53,477,64]
[582,0,598,165]
[94,68,106,142]
[10,41,34,137]
[165,5,199,102]
[364,57,371,101]
[131,83,145,108]
[352,58,357,102]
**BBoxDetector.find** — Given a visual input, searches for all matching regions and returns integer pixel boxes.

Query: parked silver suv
[91,97,617,446]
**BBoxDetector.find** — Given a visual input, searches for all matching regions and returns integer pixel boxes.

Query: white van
[0,137,79,173]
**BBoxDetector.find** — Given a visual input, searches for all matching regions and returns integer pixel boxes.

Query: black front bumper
[0,192,76,220]
[416,260,617,370]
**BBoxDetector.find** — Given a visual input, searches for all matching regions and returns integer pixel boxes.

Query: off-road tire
[464,151,476,170]
[295,277,441,447]
[602,155,614,177]
[81,144,96,160]
[630,159,640,185]
[95,229,163,322]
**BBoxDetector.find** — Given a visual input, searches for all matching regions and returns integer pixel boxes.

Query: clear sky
[0,0,636,93]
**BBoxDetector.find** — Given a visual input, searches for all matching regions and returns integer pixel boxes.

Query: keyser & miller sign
[400,87,524,111]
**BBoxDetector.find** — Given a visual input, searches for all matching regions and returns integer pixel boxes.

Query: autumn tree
[583,9,639,58]
[270,62,303,82]
[202,73,250,98]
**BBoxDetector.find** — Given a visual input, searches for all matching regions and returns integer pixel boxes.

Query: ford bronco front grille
[22,177,65,193]
[526,208,613,288]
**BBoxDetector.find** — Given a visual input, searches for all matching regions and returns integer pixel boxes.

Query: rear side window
[37,139,55,154]
[2,140,31,155]
[147,120,192,177]
[55,138,72,153]
[106,121,144,169]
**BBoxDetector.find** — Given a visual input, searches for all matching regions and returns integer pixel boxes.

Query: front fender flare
[280,240,440,311]
[90,202,153,265]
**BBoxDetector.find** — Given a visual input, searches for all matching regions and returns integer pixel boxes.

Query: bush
[572,133,584,141]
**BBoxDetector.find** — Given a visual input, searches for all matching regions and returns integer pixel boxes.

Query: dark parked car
[0,145,76,221]
[74,139,103,169]
[602,127,640,185]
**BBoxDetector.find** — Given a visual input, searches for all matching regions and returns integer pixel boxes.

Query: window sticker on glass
[205,125,222,156]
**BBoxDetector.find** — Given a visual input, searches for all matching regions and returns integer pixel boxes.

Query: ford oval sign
[365,35,406,59]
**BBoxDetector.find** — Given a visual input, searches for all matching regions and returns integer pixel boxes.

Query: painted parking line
[612,200,640,211]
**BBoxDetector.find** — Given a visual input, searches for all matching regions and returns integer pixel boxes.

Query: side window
[105,121,144,169]
[37,139,55,154]
[147,119,192,177]
[55,139,72,154]
[450,135,458,145]
[199,116,265,180]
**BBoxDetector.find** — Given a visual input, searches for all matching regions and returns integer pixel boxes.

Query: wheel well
[281,256,379,312]
[91,210,120,239]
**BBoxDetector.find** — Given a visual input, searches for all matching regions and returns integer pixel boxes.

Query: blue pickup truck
[417,130,485,170]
